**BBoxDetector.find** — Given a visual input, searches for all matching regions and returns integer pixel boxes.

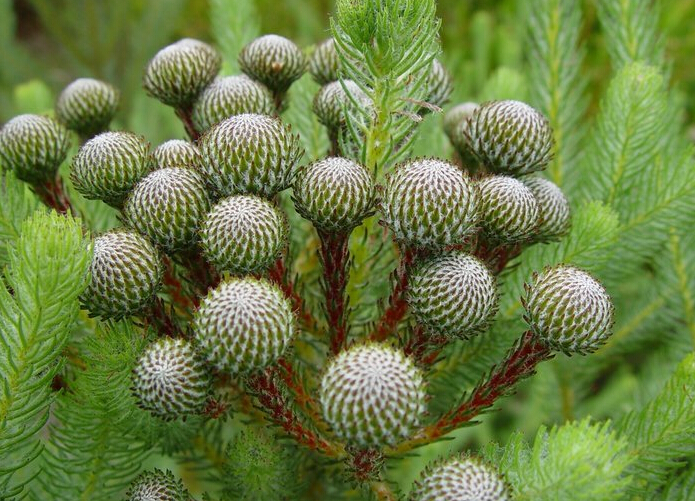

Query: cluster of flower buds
[0,30,616,500]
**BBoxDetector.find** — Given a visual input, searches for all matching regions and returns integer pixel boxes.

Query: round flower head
[293,157,375,231]
[312,80,371,132]
[71,131,150,207]
[465,100,554,176]
[444,102,478,148]
[201,195,288,274]
[309,38,340,85]
[143,38,221,107]
[131,337,211,421]
[239,34,307,93]
[191,75,275,132]
[408,251,498,339]
[320,343,426,448]
[150,139,203,170]
[523,176,571,241]
[477,175,539,243]
[55,78,119,136]
[123,167,211,252]
[127,469,190,501]
[80,229,163,319]
[382,158,479,248]
[523,265,614,355]
[0,114,70,184]
[193,278,296,374]
[410,455,510,501]
[200,113,304,197]
[423,59,453,112]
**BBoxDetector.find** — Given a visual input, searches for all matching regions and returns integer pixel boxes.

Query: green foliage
[0,211,91,498]
[484,419,632,501]
[210,0,260,74]
[0,172,43,266]
[331,0,441,172]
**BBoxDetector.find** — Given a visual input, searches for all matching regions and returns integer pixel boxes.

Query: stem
[318,229,351,355]
[268,257,321,336]
[161,256,196,311]
[370,481,397,501]
[364,78,393,175]
[404,325,449,367]
[390,331,553,454]
[34,175,76,215]
[276,357,326,433]
[145,297,180,337]
[245,367,341,457]
[176,250,219,301]
[174,105,200,141]
[474,241,523,275]
[369,245,415,342]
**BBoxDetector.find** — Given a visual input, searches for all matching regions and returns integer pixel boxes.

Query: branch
[318,229,351,354]
[174,104,200,142]
[268,257,321,336]
[33,175,76,215]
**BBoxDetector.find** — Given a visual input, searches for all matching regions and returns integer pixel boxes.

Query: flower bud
[126,469,190,501]
[523,265,614,355]
[123,167,211,253]
[143,38,221,107]
[193,278,296,374]
[200,113,304,197]
[409,251,498,339]
[443,102,477,148]
[382,158,479,248]
[465,100,554,176]
[312,80,370,132]
[293,157,375,231]
[81,229,162,319]
[239,34,307,94]
[410,455,510,501]
[191,75,275,132]
[201,195,288,274]
[55,78,119,137]
[150,139,203,170]
[320,343,426,448]
[131,337,211,421]
[0,114,70,184]
[478,175,539,243]
[71,131,150,207]
[423,59,453,112]
[523,176,571,241]
[309,38,340,85]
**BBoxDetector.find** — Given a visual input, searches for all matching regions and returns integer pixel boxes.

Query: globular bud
[0,114,70,184]
[320,343,426,448]
[123,167,211,252]
[523,177,571,241]
[200,113,304,197]
[201,195,288,274]
[293,157,375,232]
[55,78,119,137]
[239,34,307,94]
[443,102,477,149]
[309,38,340,85]
[80,229,163,319]
[193,278,296,374]
[477,175,539,243]
[143,38,221,107]
[126,469,190,501]
[382,158,479,248]
[71,131,150,207]
[465,100,554,176]
[131,337,211,421]
[191,75,275,132]
[523,265,614,355]
[408,251,498,339]
[312,80,371,132]
[422,59,453,112]
[410,455,510,501]
[150,139,203,171]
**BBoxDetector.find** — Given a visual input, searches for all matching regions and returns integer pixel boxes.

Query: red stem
[369,246,415,342]
[474,241,523,275]
[245,367,339,456]
[269,257,320,335]
[34,175,75,215]
[276,357,324,427]
[318,229,351,355]
[175,105,200,142]
[404,325,449,366]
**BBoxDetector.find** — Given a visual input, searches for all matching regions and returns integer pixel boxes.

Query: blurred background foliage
[3,0,695,137]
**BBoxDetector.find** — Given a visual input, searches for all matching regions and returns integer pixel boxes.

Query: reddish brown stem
[404,326,449,367]
[161,256,196,311]
[474,241,523,275]
[276,357,324,427]
[269,257,320,335]
[176,251,219,302]
[318,229,351,355]
[369,246,416,342]
[34,175,75,215]
[145,296,180,337]
[245,367,340,457]
[393,331,553,453]
[175,105,200,142]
